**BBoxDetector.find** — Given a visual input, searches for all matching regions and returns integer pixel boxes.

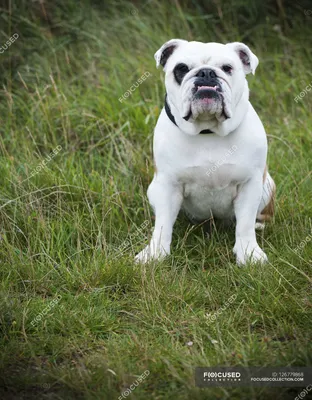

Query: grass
[0,1,312,399]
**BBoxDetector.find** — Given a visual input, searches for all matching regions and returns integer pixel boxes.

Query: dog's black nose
[196,68,217,79]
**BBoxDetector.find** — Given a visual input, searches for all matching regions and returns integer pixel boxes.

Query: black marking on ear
[160,45,176,67]
[238,50,251,68]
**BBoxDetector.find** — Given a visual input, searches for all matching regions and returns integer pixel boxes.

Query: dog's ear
[154,39,188,69]
[226,42,259,75]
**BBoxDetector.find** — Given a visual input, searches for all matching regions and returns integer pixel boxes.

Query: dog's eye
[174,63,190,85]
[222,64,233,74]
[175,63,189,73]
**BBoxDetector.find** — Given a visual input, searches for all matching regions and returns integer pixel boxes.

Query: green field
[0,1,311,399]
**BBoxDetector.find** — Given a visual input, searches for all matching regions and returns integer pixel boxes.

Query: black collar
[164,94,214,135]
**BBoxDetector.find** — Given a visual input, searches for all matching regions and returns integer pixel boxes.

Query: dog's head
[155,39,258,127]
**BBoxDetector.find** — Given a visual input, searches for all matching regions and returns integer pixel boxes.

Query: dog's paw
[233,241,268,265]
[135,245,169,264]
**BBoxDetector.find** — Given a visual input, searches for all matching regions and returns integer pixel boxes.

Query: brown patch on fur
[257,182,276,222]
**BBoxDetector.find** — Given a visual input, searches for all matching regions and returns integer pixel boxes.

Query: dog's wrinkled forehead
[155,39,259,75]
[168,42,237,70]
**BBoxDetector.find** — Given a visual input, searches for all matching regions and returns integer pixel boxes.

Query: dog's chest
[154,125,258,219]
[178,164,242,219]
[173,141,248,190]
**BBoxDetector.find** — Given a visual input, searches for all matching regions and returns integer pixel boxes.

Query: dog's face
[155,40,258,126]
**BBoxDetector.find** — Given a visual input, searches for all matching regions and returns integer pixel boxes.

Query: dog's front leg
[135,175,183,263]
[233,173,268,265]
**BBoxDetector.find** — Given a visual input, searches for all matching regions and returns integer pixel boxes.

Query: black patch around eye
[173,63,190,85]
[222,64,233,74]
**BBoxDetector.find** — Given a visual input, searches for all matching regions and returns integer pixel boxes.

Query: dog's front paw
[135,244,169,264]
[233,241,268,265]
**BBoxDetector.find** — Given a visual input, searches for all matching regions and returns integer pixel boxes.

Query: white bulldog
[136,39,276,265]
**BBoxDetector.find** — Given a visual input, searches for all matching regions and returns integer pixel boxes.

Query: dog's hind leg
[256,168,276,230]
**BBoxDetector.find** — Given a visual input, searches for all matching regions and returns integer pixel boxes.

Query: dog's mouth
[194,87,221,108]
[193,82,222,101]
[183,81,226,121]
[195,84,222,93]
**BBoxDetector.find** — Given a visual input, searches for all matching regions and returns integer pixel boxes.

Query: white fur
[136,40,275,265]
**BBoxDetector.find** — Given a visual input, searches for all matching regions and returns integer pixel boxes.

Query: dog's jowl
[135,39,275,265]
